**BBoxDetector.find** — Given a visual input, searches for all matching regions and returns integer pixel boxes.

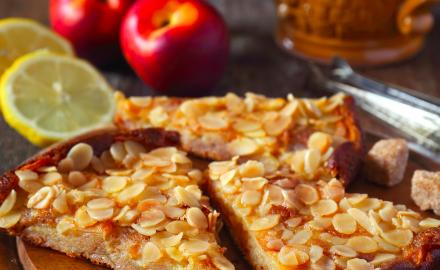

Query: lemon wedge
[0,51,116,146]
[0,18,73,76]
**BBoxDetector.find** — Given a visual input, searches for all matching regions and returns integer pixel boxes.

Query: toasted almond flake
[263,113,291,136]
[174,186,199,207]
[188,169,203,183]
[278,246,309,266]
[381,229,413,247]
[15,170,38,182]
[179,239,210,255]
[102,176,128,193]
[307,132,332,153]
[139,209,165,227]
[164,206,186,219]
[347,236,378,253]
[355,198,382,212]
[332,213,357,234]
[339,198,352,211]
[229,138,258,156]
[242,177,268,191]
[373,235,400,253]
[267,184,284,205]
[320,233,347,245]
[0,211,21,229]
[185,185,202,200]
[249,215,280,231]
[171,152,191,164]
[142,242,162,263]
[370,253,397,266]
[90,156,105,173]
[239,160,265,178]
[56,216,75,234]
[186,207,208,230]
[68,171,87,187]
[310,245,324,263]
[220,169,237,186]
[346,258,373,270]
[311,199,338,217]
[312,256,336,270]
[348,193,368,205]
[0,190,16,217]
[159,232,184,247]
[304,149,321,174]
[123,140,146,156]
[198,114,228,130]
[117,183,146,203]
[132,224,156,236]
[285,217,302,228]
[52,191,69,214]
[141,154,172,167]
[110,142,127,162]
[330,245,357,258]
[322,179,345,202]
[420,217,440,228]
[115,209,139,225]
[295,184,319,205]
[289,229,312,244]
[347,208,376,235]
[148,106,168,126]
[233,119,261,133]
[67,143,94,170]
[87,207,114,221]
[290,150,306,173]
[266,238,284,250]
[259,155,279,174]
[304,99,322,117]
[27,186,55,209]
[241,190,261,206]
[379,205,398,222]
[166,220,193,234]
[165,247,184,262]
[87,198,115,210]
[281,99,299,116]
[308,217,332,231]
[74,206,97,228]
[57,158,74,173]
[212,254,235,270]
[41,172,62,186]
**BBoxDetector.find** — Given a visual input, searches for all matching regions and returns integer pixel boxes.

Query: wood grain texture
[1,0,440,269]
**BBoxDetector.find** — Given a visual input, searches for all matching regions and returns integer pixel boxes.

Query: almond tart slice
[114,92,363,185]
[207,157,440,270]
[0,128,234,270]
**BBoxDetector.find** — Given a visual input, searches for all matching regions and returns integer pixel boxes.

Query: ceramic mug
[275,0,439,66]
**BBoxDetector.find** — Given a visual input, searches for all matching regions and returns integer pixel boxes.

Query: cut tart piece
[115,92,363,185]
[0,128,234,270]
[207,158,440,270]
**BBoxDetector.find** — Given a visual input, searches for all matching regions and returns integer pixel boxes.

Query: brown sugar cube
[411,170,440,215]
[363,138,408,187]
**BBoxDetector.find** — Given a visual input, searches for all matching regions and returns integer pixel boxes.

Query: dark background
[0,0,440,173]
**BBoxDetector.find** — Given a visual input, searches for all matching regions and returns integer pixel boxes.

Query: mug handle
[397,0,439,35]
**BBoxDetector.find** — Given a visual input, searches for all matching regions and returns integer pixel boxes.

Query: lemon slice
[0,18,73,75]
[0,51,116,146]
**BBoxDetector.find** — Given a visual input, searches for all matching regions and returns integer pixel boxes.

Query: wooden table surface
[1,1,440,269]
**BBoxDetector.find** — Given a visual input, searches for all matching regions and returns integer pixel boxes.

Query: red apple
[49,0,134,65]
[120,0,229,95]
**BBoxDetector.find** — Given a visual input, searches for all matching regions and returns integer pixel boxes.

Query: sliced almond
[330,245,357,258]
[124,140,146,156]
[229,138,258,156]
[311,199,338,217]
[0,211,21,229]
[347,208,376,235]
[198,114,228,130]
[174,186,200,207]
[56,216,75,234]
[52,190,69,214]
[179,239,210,255]
[87,208,114,221]
[370,253,396,266]
[332,213,357,235]
[420,217,440,228]
[307,132,332,153]
[310,245,323,263]
[346,258,373,270]
[0,190,17,217]
[74,206,97,228]
[347,236,378,253]
[249,215,280,231]
[67,143,94,170]
[304,149,321,175]
[241,190,261,206]
[142,242,162,263]
[132,224,157,236]
[263,113,291,136]
[186,207,208,230]
[41,172,62,186]
[27,186,55,209]
[212,254,235,270]
[87,198,115,210]
[139,209,165,227]
[288,229,312,245]
[295,184,319,205]
[164,206,186,219]
[148,106,168,126]
[381,229,413,248]
[239,160,265,178]
[233,119,261,133]
[110,142,127,162]
[102,176,128,193]
[117,183,146,203]
[278,246,309,266]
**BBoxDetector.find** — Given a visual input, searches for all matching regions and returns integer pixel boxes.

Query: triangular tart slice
[114,92,363,186]
[0,128,234,270]
[207,157,440,270]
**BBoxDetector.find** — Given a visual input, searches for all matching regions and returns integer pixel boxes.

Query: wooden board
[5,133,438,270]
